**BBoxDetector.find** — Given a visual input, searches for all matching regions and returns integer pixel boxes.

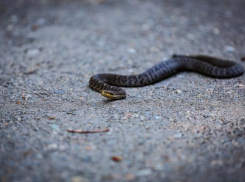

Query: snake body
[89,55,244,99]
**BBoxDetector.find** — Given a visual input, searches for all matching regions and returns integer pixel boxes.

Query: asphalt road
[0,0,245,181]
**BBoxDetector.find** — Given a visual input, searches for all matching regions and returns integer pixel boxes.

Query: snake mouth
[101,90,125,100]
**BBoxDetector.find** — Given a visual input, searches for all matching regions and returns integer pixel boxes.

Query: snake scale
[89,54,244,99]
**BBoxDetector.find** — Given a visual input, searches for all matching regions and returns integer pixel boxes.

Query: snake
[89,54,244,100]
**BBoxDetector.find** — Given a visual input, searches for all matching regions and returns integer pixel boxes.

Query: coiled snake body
[89,55,244,100]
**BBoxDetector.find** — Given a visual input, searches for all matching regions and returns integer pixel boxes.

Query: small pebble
[111,156,122,162]
[136,169,152,176]
[154,115,162,120]
[15,116,22,121]
[224,45,235,53]
[26,48,40,57]
[127,48,136,54]
[237,83,245,88]
[174,133,183,138]
[6,24,14,31]
[210,160,224,166]
[142,24,151,30]
[54,90,65,94]
[85,146,95,151]
[176,89,182,94]
[48,116,55,120]
[50,124,59,131]
[46,143,58,150]
[22,94,33,101]
[213,27,220,34]
[154,163,164,170]
[66,109,76,115]
[37,153,43,159]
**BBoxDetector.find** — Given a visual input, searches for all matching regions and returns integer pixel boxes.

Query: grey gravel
[136,169,153,177]
[1,0,245,182]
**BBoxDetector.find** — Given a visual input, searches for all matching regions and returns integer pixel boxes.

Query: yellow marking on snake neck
[101,90,125,100]
[101,90,115,99]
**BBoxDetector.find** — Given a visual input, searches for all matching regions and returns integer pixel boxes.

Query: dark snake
[89,54,244,99]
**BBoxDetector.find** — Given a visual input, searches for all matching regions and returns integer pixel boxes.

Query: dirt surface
[1,0,245,181]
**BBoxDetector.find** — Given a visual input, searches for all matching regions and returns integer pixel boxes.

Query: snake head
[101,90,126,100]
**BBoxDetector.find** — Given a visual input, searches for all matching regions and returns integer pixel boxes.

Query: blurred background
[0,0,245,182]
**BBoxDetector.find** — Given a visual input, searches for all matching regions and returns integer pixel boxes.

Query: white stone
[224,45,235,53]
[26,49,40,57]
[127,48,136,54]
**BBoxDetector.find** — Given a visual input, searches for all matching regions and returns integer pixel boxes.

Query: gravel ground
[1,0,245,181]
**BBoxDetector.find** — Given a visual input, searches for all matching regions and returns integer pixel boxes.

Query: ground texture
[0,0,245,181]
